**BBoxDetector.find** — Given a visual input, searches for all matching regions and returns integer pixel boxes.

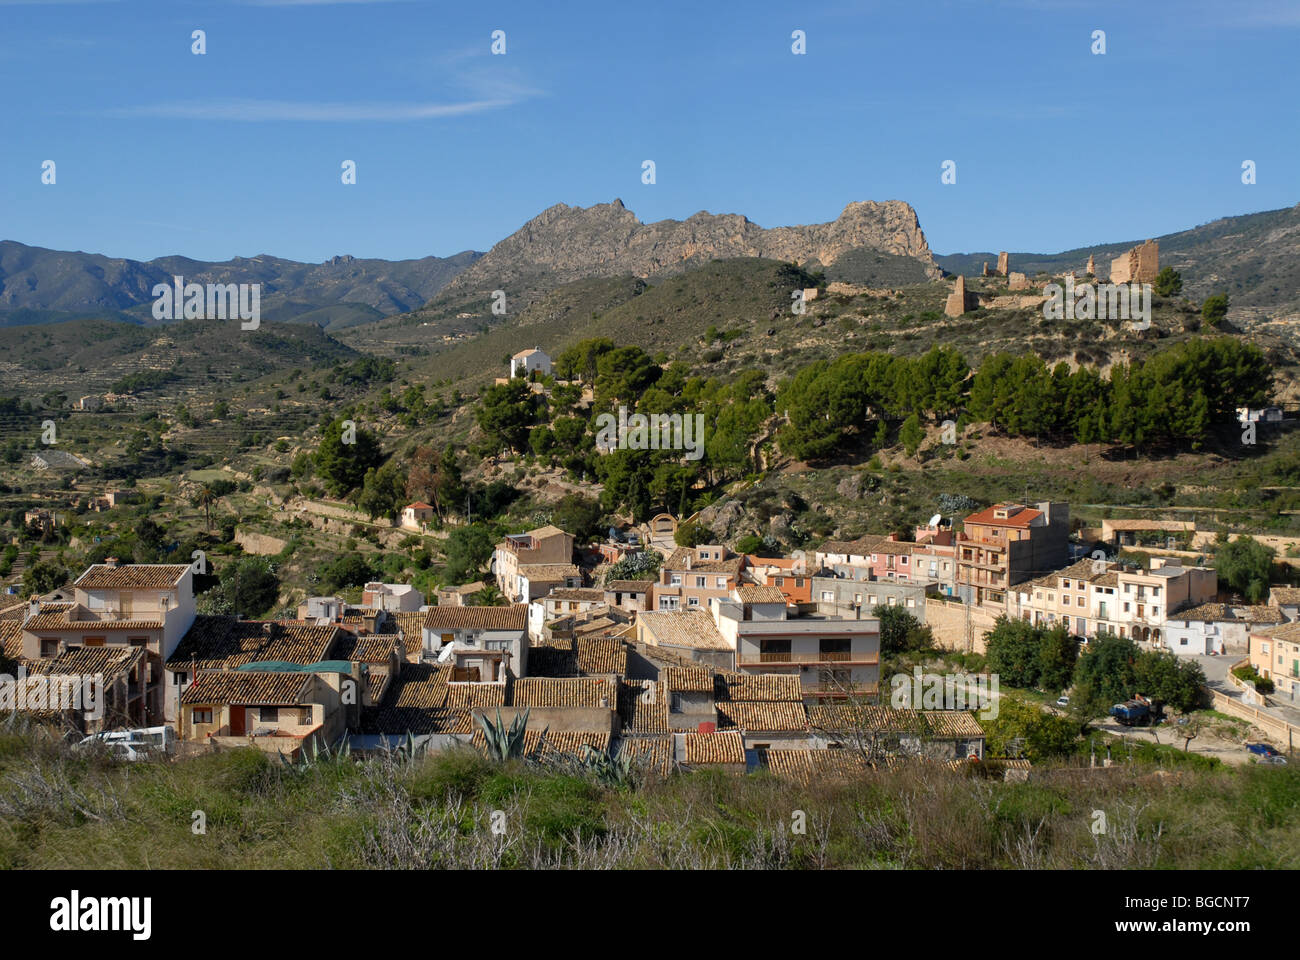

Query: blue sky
[2,0,1297,263]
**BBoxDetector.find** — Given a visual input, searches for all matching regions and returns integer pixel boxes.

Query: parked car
[1258,756,1288,765]
[76,725,175,760]
[1055,696,1070,707]
[1246,743,1281,758]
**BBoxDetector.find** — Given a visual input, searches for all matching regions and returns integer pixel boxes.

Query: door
[229,706,245,736]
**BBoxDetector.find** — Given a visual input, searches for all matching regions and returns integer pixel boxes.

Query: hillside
[0,242,482,330]
[936,202,1300,322]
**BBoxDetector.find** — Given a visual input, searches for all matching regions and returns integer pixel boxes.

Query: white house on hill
[510,347,552,379]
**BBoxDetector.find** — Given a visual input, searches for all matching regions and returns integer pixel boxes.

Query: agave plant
[281,733,351,769]
[477,707,534,762]
[578,743,636,787]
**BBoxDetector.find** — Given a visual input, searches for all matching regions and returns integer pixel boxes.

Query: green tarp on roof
[236,660,353,674]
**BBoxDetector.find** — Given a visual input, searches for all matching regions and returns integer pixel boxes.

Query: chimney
[104,556,120,569]
[27,598,40,620]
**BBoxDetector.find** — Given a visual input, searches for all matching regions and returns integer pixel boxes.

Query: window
[820,591,834,602]
[906,598,915,608]
[694,576,706,588]
[716,577,726,588]
[687,597,700,608]
[659,597,679,611]
[300,708,313,725]
[775,576,785,587]
[192,708,212,724]
[174,672,188,685]
[261,707,280,722]
[868,596,877,606]
[670,574,682,586]
[887,597,896,606]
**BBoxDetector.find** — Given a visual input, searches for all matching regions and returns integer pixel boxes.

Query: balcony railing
[740,652,879,665]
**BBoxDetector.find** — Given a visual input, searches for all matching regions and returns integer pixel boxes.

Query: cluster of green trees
[776,346,969,461]
[474,338,775,521]
[970,338,1268,449]
[1212,534,1275,602]
[774,338,1269,461]
[985,617,1206,716]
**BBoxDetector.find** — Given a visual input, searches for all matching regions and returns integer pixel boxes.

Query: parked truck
[1110,694,1162,726]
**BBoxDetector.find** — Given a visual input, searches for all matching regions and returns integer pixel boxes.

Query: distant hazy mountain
[935,203,1300,321]
[0,242,482,330]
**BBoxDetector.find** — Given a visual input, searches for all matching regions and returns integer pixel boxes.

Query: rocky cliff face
[444,199,941,293]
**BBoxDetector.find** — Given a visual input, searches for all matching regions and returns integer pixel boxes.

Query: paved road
[1187,653,1300,733]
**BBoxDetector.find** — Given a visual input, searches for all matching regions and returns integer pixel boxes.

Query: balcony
[740,651,879,666]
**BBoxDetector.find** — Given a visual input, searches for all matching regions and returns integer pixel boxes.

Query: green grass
[0,723,1297,869]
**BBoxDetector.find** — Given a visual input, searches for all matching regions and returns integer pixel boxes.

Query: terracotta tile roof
[963,504,1042,528]
[1092,572,1119,588]
[574,636,627,676]
[365,670,390,703]
[682,730,745,765]
[181,670,313,706]
[1251,621,1300,643]
[524,524,568,540]
[518,563,581,581]
[360,663,480,735]
[0,602,27,621]
[1237,605,1286,623]
[167,617,341,671]
[1270,587,1300,604]
[616,735,673,776]
[423,604,527,632]
[921,711,985,739]
[1028,558,1106,589]
[662,548,742,576]
[333,633,398,663]
[719,673,803,702]
[716,700,809,732]
[808,704,927,733]
[24,601,162,632]
[618,679,670,734]
[510,676,615,708]
[638,610,731,651]
[572,616,620,638]
[546,588,605,603]
[736,585,787,604]
[664,664,715,693]
[386,612,425,659]
[766,748,872,783]
[74,564,188,590]
[26,644,141,681]
[605,580,651,593]
[0,621,21,659]
[445,682,508,709]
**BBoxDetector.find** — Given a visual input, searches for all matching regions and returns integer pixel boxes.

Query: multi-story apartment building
[493,525,575,603]
[21,560,196,724]
[653,545,743,612]
[743,554,812,605]
[911,523,958,598]
[711,586,880,700]
[955,502,1069,607]
[1092,558,1216,643]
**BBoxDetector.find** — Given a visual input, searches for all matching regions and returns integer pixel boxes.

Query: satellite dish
[928,513,942,528]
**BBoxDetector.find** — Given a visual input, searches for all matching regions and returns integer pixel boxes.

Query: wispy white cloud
[104,97,516,122]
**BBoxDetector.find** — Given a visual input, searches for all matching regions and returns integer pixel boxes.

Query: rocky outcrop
[442,198,941,296]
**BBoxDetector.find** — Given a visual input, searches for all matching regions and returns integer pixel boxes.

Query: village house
[1248,622,1300,704]
[400,502,435,531]
[808,572,931,618]
[603,580,651,613]
[1164,603,1285,656]
[421,604,529,681]
[1269,587,1300,621]
[653,544,743,612]
[1095,558,1217,644]
[493,525,576,603]
[22,561,197,725]
[164,617,345,722]
[178,666,357,757]
[529,587,607,640]
[712,586,880,700]
[956,502,1070,607]
[510,347,552,379]
[359,581,424,613]
[435,581,486,607]
[743,554,811,605]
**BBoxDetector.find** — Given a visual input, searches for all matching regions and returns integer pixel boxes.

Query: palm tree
[467,585,506,607]
[193,482,216,533]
